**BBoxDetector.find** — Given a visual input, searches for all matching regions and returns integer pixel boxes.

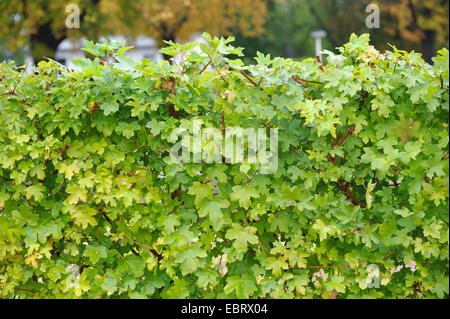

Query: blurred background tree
[234,0,448,63]
[0,0,268,62]
[0,0,101,63]
[99,0,268,60]
[384,0,449,63]
[0,0,448,64]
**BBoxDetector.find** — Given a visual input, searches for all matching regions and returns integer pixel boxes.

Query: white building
[54,33,207,70]
[55,35,164,69]
[3,33,207,73]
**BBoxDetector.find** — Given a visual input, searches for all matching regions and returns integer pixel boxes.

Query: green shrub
[0,34,448,298]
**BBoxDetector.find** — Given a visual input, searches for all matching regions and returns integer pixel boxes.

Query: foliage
[235,0,398,61]
[233,0,318,60]
[100,0,268,44]
[0,0,268,61]
[0,33,448,299]
[0,0,97,59]
[384,0,449,45]
[235,0,449,63]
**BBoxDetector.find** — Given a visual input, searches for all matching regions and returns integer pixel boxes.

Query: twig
[289,145,302,158]
[221,112,225,135]
[199,60,211,75]
[390,166,431,184]
[337,125,355,146]
[306,247,404,270]
[59,144,71,155]
[206,53,228,86]
[122,232,161,260]
[240,70,258,86]
[14,288,39,293]
[0,91,15,96]
[342,227,362,237]
[390,166,402,174]
[383,247,403,260]
[336,179,366,208]
[316,56,325,72]
[300,78,322,84]
[292,76,308,88]
[243,218,268,257]
[327,125,355,164]
[306,265,349,269]
[119,215,162,260]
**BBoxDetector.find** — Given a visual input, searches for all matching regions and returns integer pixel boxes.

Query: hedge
[0,34,448,298]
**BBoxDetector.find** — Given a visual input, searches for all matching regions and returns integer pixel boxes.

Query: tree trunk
[421,30,436,64]
[30,22,64,64]
[161,33,176,62]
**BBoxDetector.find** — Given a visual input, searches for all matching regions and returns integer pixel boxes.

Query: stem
[383,247,403,260]
[59,144,71,155]
[292,75,308,88]
[199,60,211,75]
[240,70,258,86]
[207,53,228,87]
[289,145,302,157]
[14,288,39,293]
[337,125,355,146]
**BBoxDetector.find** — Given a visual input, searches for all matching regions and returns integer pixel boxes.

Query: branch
[316,56,325,71]
[390,166,402,174]
[336,179,366,208]
[292,75,308,88]
[306,265,349,269]
[118,215,162,260]
[299,78,323,84]
[0,91,16,96]
[328,125,355,164]
[59,144,71,155]
[221,112,225,135]
[305,247,404,270]
[383,247,404,260]
[199,60,211,75]
[240,70,258,86]
[206,53,228,86]
[337,125,355,146]
[342,227,362,237]
[289,145,302,157]
[390,166,431,184]
[14,287,39,294]
[244,218,268,257]
[407,0,419,29]
[121,232,162,260]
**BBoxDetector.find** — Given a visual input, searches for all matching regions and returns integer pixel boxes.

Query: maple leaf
[187,182,215,208]
[230,185,260,209]
[225,223,259,253]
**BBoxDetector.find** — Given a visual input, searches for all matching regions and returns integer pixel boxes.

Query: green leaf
[225,223,259,253]
[83,245,108,264]
[265,256,289,276]
[224,275,257,299]
[230,185,260,209]
[187,182,214,208]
